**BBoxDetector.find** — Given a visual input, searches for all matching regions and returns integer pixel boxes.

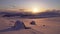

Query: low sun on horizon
[32,8,39,13]
[31,8,45,14]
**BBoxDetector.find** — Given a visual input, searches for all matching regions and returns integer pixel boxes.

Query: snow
[0,17,60,34]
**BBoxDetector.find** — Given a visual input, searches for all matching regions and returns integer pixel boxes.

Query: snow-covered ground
[0,17,60,34]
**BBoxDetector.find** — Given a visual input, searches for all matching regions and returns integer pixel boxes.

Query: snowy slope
[0,17,60,34]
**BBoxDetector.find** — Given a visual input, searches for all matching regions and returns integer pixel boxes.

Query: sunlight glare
[32,8,39,13]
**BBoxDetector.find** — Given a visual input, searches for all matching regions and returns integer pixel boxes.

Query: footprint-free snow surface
[0,17,60,34]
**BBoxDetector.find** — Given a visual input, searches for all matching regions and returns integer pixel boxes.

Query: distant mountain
[0,10,60,18]
[38,11,60,18]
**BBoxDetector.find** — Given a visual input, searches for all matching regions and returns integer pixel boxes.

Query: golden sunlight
[32,8,40,13]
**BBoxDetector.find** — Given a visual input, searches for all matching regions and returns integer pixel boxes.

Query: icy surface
[0,17,60,34]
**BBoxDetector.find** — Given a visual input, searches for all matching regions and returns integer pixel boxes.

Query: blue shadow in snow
[0,20,27,32]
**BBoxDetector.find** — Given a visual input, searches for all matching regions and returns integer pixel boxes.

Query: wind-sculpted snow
[0,17,60,34]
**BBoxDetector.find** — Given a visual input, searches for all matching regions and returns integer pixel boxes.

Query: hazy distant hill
[0,10,60,18]
[38,11,60,18]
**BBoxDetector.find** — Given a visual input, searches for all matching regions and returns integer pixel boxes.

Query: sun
[32,8,40,13]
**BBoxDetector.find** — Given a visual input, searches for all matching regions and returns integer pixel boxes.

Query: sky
[0,0,60,11]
